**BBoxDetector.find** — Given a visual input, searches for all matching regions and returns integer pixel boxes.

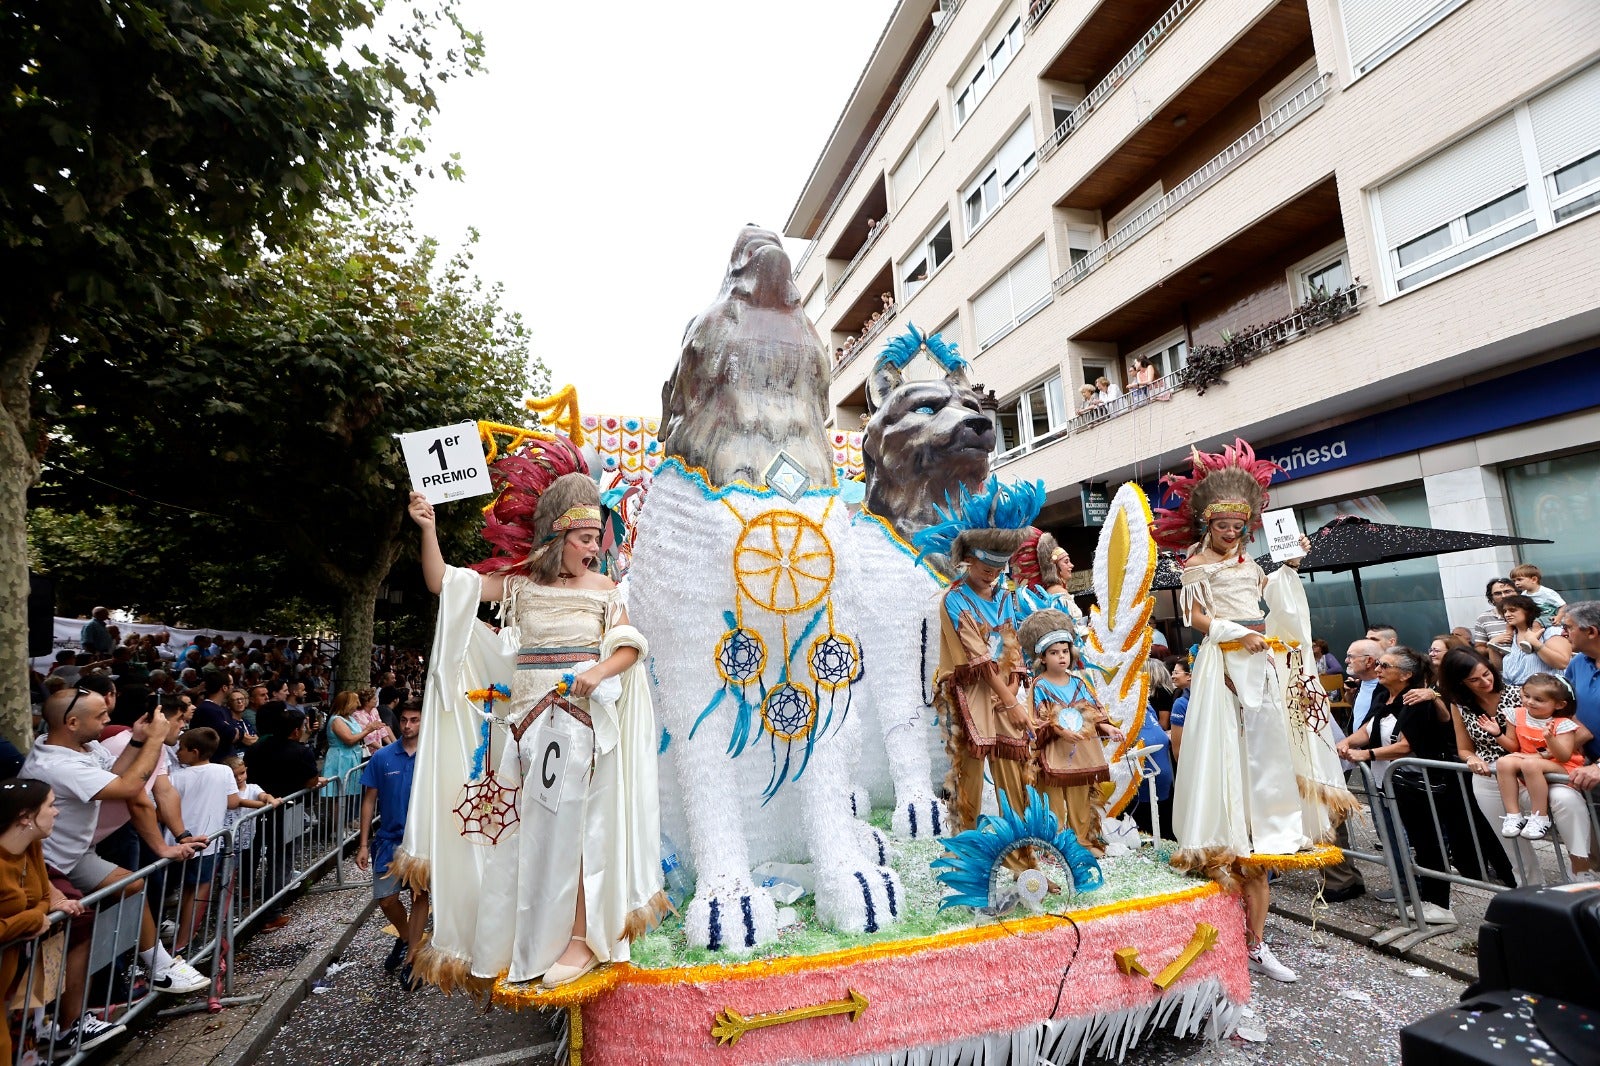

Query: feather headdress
[1011,528,1069,589]
[473,434,593,574]
[1151,438,1280,552]
[913,476,1045,566]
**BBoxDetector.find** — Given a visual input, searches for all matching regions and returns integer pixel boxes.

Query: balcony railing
[991,285,1364,466]
[794,1,966,279]
[831,305,900,377]
[827,218,890,299]
[1025,0,1056,33]
[1038,0,1203,163]
[1053,72,1332,294]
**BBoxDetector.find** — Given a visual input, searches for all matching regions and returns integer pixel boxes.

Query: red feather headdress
[1152,438,1280,552]
[472,434,591,574]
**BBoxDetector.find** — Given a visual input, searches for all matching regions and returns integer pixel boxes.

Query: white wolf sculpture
[627,227,901,952]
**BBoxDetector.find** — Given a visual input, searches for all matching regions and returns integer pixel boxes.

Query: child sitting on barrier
[1480,673,1585,840]
[168,728,240,952]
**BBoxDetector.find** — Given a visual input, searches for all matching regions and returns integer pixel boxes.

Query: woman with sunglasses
[1337,647,1508,924]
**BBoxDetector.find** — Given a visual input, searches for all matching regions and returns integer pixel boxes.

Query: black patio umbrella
[1256,514,1552,629]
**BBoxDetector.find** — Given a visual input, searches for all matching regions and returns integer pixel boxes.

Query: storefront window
[1230,484,1448,656]
[1503,448,1600,604]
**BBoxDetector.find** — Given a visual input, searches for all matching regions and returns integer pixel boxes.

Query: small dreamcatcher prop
[932,788,1103,914]
[1283,645,1334,765]
[455,685,520,845]
[689,495,864,802]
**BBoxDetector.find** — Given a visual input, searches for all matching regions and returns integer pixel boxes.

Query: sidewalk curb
[1270,899,1477,983]
[209,891,378,1066]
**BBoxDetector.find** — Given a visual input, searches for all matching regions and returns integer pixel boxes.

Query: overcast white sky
[407,1,898,416]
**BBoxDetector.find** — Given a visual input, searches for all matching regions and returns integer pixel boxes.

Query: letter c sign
[532,725,567,814]
[541,740,562,789]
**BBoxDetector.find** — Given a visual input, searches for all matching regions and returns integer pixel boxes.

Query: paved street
[253,907,1460,1066]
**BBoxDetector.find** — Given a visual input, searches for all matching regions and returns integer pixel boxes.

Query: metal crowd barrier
[1338,757,1600,947]
[1,761,372,1065]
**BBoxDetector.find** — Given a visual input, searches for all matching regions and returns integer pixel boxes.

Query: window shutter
[1009,242,1051,314]
[915,118,942,175]
[994,121,1035,182]
[1379,114,1527,246]
[1529,62,1600,174]
[1341,0,1443,72]
[972,276,1012,346]
[890,154,915,211]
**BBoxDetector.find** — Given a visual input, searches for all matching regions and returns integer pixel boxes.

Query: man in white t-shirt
[22,689,210,995]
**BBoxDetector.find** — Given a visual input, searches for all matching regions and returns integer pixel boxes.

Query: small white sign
[530,714,568,815]
[399,422,492,504]
[1263,507,1306,562]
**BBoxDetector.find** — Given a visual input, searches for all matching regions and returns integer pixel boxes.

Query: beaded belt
[509,690,593,742]
[516,646,600,669]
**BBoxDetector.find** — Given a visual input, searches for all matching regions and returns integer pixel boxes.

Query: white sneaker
[1520,814,1552,840]
[1247,941,1298,983]
[1500,813,1527,837]
[48,1014,126,1058]
[152,956,208,995]
[1415,902,1458,925]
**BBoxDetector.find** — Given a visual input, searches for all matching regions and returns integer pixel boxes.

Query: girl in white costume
[1153,439,1356,984]
[402,459,665,992]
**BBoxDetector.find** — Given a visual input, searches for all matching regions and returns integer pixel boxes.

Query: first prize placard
[401,422,493,504]
[1261,507,1307,563]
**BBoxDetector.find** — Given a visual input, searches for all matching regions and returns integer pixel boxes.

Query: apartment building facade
[785,0,1600,648]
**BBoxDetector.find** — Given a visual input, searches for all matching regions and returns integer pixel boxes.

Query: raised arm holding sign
[400,422,493,504]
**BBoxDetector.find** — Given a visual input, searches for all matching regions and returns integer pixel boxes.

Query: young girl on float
[403,435,665,993]
[1016,609,1123,854]
[1152,440,1356,984]
[1479,672,1586,840]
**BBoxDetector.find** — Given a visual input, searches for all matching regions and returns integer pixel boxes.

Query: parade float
[403,228,1265,1065]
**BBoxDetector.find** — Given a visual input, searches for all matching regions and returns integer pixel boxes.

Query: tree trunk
[334,575,382,697]
[0,319,50,750]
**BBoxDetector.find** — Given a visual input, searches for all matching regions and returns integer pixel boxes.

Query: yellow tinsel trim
[1238,843,1344,872]
[1119,599,1156,652]
[526,384,585,446]
[477,421,560,465]
[493,965,622,1010]
[1217,637,1301,653]
[615,883,1219,988]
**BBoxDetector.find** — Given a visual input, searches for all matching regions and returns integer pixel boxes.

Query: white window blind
[891,115,943,207]
[1341,0,1459,73]
[974,242,1051,347]
[994,122,1035,182]
[1010,243,1050,312]
[1379,114,1526,246]
[1529,62,1600,174]
[972,278,1012,346]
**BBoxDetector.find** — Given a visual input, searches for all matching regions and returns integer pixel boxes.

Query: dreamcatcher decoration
[689,495,863,802]
[1283,646,1334,765]
[455,685,520,846]
[1084,484,1159,820]
[931,787,1103,912]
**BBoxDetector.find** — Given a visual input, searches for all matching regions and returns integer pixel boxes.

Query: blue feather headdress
[877,321,968,375]
[931,787,1103,911]
[912,475,1045,564]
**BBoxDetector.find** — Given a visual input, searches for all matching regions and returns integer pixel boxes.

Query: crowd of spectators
[1127,568,1599,930]
[832,292,897,366]
[0,614,431,1059]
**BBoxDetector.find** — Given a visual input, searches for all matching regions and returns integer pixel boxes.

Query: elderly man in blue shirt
[356,700,429,986]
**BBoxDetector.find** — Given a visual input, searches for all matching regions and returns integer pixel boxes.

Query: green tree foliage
[38,214,544,691]
[0,0,480,742]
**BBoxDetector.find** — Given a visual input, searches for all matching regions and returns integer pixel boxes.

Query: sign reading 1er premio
[1262,507,1307,563]
[400,423,492,504]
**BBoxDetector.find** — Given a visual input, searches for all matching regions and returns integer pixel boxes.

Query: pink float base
[578,885,1251,1066]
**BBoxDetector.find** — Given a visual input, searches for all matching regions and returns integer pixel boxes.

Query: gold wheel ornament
[734,511,835,614]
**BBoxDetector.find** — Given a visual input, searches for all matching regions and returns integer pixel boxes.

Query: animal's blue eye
[915,406,935,415]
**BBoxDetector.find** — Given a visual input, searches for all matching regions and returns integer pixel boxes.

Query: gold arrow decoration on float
[711,987,869,1047]
[1152,922,1220,991]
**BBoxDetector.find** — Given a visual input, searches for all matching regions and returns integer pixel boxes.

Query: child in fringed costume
[916,477,1045,837]
[1153,439,1357,984]
[1017,608,1122,855]
[398,434,667,994]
